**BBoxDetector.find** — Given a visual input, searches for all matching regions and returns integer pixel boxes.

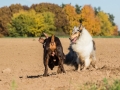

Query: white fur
[71,27,97,71]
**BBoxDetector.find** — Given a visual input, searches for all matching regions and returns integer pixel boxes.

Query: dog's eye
[77,29,82,33]
[74,32,77,34]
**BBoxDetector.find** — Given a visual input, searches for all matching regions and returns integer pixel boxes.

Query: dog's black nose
[69,38,71,41]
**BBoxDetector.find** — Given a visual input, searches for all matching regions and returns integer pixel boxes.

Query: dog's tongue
[72,38,77,43]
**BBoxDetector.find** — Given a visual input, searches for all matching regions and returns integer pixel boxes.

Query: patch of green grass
[11,80,17,90]
[80,78,120,90]
[93,36,120,38]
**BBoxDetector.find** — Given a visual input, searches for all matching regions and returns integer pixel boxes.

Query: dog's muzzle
[51,51,55,56]
[69,36,78,44]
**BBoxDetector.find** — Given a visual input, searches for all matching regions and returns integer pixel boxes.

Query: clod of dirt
[2,68,11,73]
[19,76,23,78]
[100,65,107,69]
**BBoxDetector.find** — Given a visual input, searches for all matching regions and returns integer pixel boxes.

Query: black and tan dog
[39,33,66,76]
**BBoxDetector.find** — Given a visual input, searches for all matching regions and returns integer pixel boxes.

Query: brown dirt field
[0,38,120,90]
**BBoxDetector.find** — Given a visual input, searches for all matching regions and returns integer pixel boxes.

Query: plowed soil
[0,38,120,90]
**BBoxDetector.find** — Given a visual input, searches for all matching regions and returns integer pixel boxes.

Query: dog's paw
[62,70,66,73]
[81,67,87,72]
[43,73,49,77]
[57,69,62,74]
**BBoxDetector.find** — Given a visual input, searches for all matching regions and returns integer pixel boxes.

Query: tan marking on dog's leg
[78,56,85,71]
[91,50,98,69]
[77,64,81,72]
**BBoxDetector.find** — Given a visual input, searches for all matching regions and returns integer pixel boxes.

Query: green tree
[60,3,66,8]
[7,10,56,37]
[30,3,68,33]
[8,10,35,37]
[94,6,101,15]
[108,13,116,26]
[97,11,115,36]
[31,11,56,36]
[75,4,82,14]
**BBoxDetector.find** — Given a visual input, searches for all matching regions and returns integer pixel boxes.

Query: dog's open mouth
[70,36,78,43]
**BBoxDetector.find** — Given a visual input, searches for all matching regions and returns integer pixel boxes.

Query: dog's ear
[38,32,48,44]
[51,35,55,43]
[43,33,49,39]
[38,37,44,44]
[78,24,83,32]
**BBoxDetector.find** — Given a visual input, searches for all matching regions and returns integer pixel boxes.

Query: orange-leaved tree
[63,4,80,34]
[80,5,101,36]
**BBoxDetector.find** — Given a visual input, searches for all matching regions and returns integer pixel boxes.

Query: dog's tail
[92,40,96,50]
[65,45,78,65]
[50,35,56,52]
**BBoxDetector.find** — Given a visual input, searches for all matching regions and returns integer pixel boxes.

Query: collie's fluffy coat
[69,25,97,71]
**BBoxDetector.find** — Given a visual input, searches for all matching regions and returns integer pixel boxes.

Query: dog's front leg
[76,56,83,72]
[43,54,49,76]
[83,57,90,71]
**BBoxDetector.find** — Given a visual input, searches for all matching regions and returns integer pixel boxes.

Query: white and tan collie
[69,24,97,71]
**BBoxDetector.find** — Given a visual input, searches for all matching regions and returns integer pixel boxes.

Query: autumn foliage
[97,11,115,36]
[80,5,101,36]
[0,3,118,37]
[8,10,56,37]
[63,4,80,34]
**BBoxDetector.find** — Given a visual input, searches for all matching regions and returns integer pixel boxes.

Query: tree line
[0,3,118,37]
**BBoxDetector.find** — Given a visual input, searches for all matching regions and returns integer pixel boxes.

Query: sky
[0,0,120,30]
